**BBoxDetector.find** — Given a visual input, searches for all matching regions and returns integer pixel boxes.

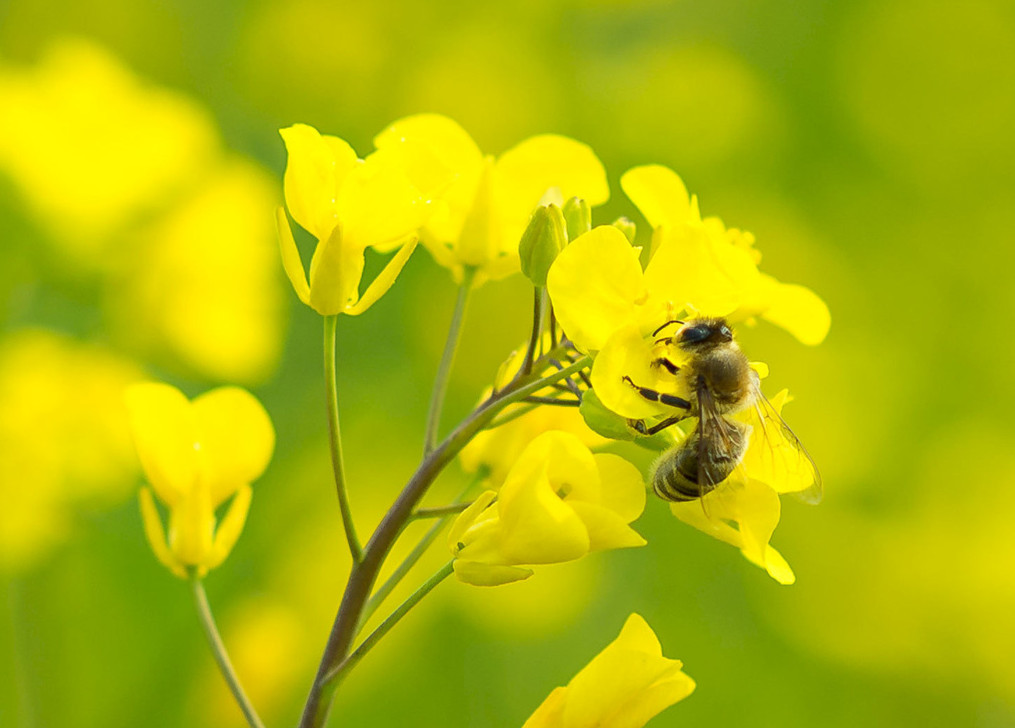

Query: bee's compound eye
[680,325,711,343]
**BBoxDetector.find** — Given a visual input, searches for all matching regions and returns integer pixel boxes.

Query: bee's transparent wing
[747,380,823,505]
[695,385,751,517]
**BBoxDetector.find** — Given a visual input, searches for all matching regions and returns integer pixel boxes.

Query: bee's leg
[651,357,680,376]
[627,414,686,436]
[621,376,691,410]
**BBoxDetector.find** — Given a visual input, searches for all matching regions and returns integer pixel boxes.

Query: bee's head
[676,318,734,349]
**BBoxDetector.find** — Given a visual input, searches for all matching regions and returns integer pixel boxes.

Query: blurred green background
[2,0,1014,726]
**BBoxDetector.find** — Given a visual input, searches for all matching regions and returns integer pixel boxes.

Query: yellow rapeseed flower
[449,432,645,586]
[522,613,695,728]
[619,164,830,345]
[374,113,609,285]
[125,383,274,578]
[276,123,437,316]
[546,169,829,418]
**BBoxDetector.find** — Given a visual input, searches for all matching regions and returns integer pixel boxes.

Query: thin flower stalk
[190,578,265,728]
[324,314,362,564]
[424,267,476,455]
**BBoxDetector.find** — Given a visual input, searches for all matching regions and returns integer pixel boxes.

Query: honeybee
[623,317,821,504]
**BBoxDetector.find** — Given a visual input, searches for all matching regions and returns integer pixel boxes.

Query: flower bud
[562,197,591,240]
[518,203,567,287]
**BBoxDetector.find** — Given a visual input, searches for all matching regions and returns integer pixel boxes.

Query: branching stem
[322,561,455,689]
[298,353,591,728]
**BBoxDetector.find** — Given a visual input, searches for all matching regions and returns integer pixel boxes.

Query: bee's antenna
[652,320,685,337]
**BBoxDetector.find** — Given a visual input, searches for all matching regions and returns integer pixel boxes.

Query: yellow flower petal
[497,135,608,207]
[725,478,782,572]
[743,543,795,585]
[547,226,646,352]
[454,157,498,268]
[497,467,590,565]
[760,280,831,346]
[336,152,428,252]
[452,560,533,587]
[495,134,609,249]
[591,325,687,420]
[605,676,698,728]
[124,382,197,506]
[371,118,474,251]
[344,237,419,316]
[139,487,186,578]
[671,479,795,584]
[279,124,358,240]
[448,490,498,550]
[591,453,647,523]
[205,483,253,570]
[621,165,696,230]
[643,224,746,317]
[167,487,215,567]
[192,387,274,506]
[307,225,364,315]
[374,113,483,179]
[275,207,310,304]
[522,687,567,728]
[513,431,600,502]
[563,614,694,728]
[567,502,646,552]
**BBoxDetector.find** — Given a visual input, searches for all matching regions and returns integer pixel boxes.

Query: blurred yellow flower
[449,431,645,586]
[276,122,438,316]
[109,158,285,384]
[125,383,274,578]
[374,113,609,285]
[0,39,218,267]
[522,613,695,728]
[0,330,143,573]
[0,39,287,386]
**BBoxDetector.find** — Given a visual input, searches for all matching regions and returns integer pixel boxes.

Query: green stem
[424,268,475,455]
[298,353,591,728]
[485,402,539,429]
[521,287,544,375]
[322,561,454,688]
[411,503,472,519]
[324,314,363,565]
[523,395,580,407]
[190,578,265,728]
